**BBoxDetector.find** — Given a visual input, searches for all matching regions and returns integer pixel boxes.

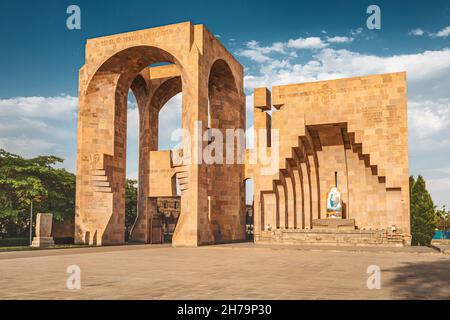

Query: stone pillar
[31,213,55,248]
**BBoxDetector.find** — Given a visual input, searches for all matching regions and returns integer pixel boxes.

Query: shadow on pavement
[384,259,450,299]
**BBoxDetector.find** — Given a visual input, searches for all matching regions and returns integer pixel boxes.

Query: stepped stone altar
[312,219,356,230]
[258,229,405,247]
[75,22,410,247]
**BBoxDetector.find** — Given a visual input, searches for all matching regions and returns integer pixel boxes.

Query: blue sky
[0,0,449,208]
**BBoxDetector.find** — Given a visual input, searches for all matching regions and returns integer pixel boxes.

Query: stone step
[177,170,189,192]
[93,186,112,193]
[176,171,189,179]
[92,181,110,187]
[91,170,106,176]
[91,175,108,181]
[256,229,407,247]
[91,169,110,191]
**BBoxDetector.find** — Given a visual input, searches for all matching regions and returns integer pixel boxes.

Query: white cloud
[158,93,182,150]
[125,93,182,178]
[435,26,450,37]
[0,95,78,172]
[327,36,354,43]
[350,28,363,36]
[242,47,450,94]
[287,37,328,49]
[427,178,450,208]
[126,106,139,140]
[438,166,450,175]
[238,49,272,63]
[237,40,288,63]
[408,99,450,139]
[411,26,450,38]
[316,48,450,84]
[409,28,424,36]
[246,40,285,54]
[428,178,450,192]
[0,95,77,120]
[238,33,355,64]
[0,137,57,156]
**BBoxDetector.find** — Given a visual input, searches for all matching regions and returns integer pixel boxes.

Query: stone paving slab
[209,242,438,254]
[0,244,449,300]
[0,243,169,260]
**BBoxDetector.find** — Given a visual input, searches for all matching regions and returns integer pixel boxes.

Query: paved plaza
[0,244,449,300]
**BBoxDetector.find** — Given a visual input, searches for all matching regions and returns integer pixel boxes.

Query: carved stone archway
[75,22,245,246]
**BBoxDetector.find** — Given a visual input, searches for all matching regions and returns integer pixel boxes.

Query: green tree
[0,149,75,236]
[125,179,137,240]
[410,175,437,246]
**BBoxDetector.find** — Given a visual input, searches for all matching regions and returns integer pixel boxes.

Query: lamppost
[29,200,33,246]
[443,208,448,240]
[438,205,448,240]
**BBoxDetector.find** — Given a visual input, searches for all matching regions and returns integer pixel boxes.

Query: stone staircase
[176,169,189,195]
[91,169,112,193]
[347,131,386,183]
[258,229,407,247]
[385,233,405,246]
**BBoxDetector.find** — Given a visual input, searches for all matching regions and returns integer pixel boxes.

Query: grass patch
[0,244,89,252]
[0,237,30,247]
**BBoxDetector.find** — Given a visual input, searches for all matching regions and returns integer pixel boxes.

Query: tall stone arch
[75,22,245,246]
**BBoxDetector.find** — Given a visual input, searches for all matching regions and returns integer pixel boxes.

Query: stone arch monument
[75,22,245,246]
[76,22,411,248]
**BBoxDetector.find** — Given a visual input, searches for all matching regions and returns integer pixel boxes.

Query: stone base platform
[256,229,407,247]
[312,219,356,230]
[31,237,55,248]
[431,239,450,245]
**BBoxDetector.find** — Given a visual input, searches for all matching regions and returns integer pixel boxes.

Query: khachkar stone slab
[31,213,55,248]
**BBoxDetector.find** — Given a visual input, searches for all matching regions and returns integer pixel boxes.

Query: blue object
[433,230,450,240]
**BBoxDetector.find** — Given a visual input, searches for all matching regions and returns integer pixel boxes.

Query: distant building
[245,204,254,240]
[157,197,181,235]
